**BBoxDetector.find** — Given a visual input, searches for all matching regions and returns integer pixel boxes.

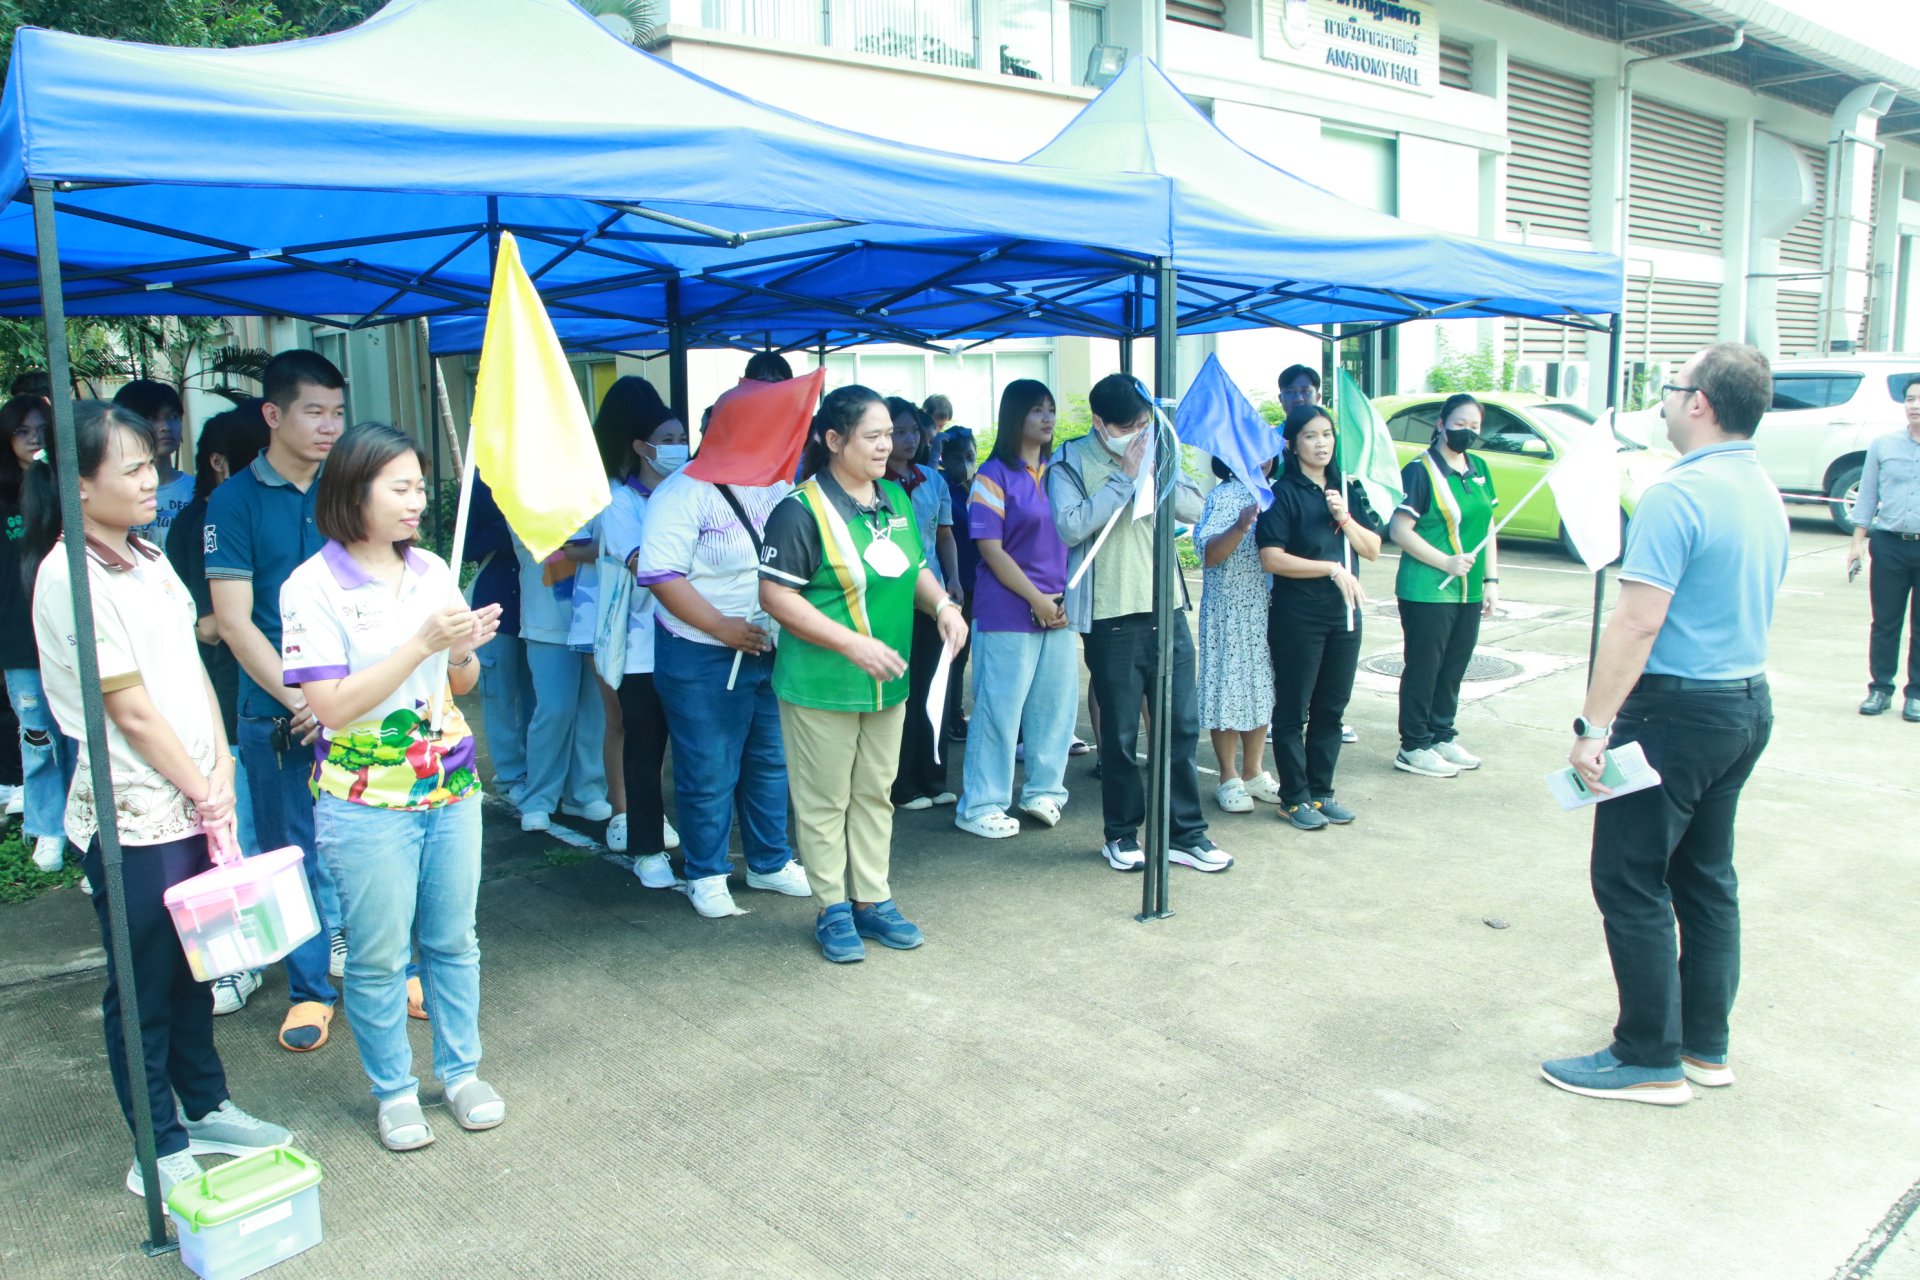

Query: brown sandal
[406,976,428,1022]
[278,1001,334,1052]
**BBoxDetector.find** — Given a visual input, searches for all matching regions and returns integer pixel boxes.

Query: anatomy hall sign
[1262,0,1440,94]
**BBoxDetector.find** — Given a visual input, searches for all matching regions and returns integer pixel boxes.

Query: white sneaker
[520,810,551,833]
[125,1150,203,1200]
[31,834,64,872]
[898,795,934,811]
[0,783,18,811]
[211,970,263,1016]
[632,853,676,889]
[1170,837,1234,873]
[1432,740,1482,770]
[77,875,91,896]
[1393,747,1459,779]
[745,860,811,897]
[605,813,628,853]
[1243,771,1284,805]
[562,799,614,822]
[1102,837,1145,872]
[930,791,958,807]
[5,787,22,815]
[1213,779,1254,813]
[679,874,744,918]
[663,818,680,851]
[327,929,346,980]
[1341,723,1359,744]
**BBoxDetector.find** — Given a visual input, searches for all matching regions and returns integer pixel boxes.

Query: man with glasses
[1541,344,1787,1106]
[1846,376,1920,721]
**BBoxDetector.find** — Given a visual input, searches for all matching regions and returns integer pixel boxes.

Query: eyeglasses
[1661,383,1698,396]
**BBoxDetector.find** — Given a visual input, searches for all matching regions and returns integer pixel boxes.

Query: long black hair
[1279,402,1342,489]
[194,399,271,502]
[0,394,47,507]
[22,401,158,580]
[592,376,675,479]
[991,379,1055,469]
[801,384,886,480]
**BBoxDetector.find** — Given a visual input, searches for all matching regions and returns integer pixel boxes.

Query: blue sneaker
[1681,1052,1734,1088]
[851,899,925,950]
[815,903,865,964]
[1540,1047,1691,1106]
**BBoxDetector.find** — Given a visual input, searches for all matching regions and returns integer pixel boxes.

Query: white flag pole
[429,422,480,732]
[1436,462,1558,592]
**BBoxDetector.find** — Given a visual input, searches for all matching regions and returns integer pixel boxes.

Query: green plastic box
[166,1146,324,1280]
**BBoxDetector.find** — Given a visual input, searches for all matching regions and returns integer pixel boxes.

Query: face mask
[1443,427,1478,454]
[650,443,689,474]
[1099,427,1132,457]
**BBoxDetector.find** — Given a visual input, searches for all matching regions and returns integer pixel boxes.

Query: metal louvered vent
[1440,38,1474,92]
[1507,61,1595,239]
[1625,277,1723,362]
[1168,0,1226,31]
[1629,96,1727,251]
[1776,291,1822,357]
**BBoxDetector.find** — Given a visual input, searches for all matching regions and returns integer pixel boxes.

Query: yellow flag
[469,232,610,562]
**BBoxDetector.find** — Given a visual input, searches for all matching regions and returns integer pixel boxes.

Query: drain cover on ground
[1358,653,1524,682]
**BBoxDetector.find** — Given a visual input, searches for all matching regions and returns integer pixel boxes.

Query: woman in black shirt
[1255,403,1382,830]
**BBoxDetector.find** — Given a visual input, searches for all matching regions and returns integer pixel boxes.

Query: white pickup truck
[1758,356,1920,531]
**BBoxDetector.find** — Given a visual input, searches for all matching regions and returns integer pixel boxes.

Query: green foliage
[0,318,127,390]
[0,824,85,905]
[1255,398,1284,426]
[1425,334,1516,393]
[0,1,296,80]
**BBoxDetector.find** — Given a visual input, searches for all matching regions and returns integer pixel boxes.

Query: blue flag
[1175,354,1283,509]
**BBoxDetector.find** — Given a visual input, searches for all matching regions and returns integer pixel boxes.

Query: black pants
[1590,682,1772,1067]
[1867,531,1920,698]
[616,672,670,856]
[1269,607,1361,806]
[944,600,973,735]
[1081,611,1206,846]
[891,613,950,804]
[1397,599,1481,752]
[80,833,229,1159]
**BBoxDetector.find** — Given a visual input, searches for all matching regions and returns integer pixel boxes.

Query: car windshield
[1532,404,1644,450]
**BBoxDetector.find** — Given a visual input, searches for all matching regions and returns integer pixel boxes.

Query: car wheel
[1826,462,1863,534]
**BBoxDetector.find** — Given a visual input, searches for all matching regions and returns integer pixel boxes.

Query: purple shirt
[969,457,1068,632]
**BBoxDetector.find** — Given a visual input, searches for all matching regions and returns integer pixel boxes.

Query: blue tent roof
[0,0,1172,342]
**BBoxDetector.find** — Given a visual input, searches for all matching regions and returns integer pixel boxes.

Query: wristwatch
[1572,716,1610,740]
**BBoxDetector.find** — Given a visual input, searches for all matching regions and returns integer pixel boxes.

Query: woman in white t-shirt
[280,423,503,1153]
[28,401,290,1202]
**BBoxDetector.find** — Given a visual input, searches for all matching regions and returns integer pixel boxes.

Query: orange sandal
[406,976,428,1022]
[278,1001,334,1052]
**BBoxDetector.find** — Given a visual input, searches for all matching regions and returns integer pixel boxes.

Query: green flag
[1333,368,1404,518]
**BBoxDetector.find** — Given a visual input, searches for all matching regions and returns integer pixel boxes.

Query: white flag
[1132,419,1158,522]
[1548,413,1623,571]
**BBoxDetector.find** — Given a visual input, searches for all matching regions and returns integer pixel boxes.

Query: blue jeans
[520,639,607,817]
[236,715,336,1007]
[652,628,791,882]
[958,627,1077,822]
[6,667,77,842]
[476,633,534,795]
[316,793,483,1102]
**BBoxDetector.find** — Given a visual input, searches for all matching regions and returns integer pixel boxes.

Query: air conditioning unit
[1557,361,1589,400]
[1513,360,1549,393]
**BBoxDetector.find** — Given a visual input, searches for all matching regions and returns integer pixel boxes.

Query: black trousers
[1082,611,1206,846]
[80,833,229,1160]
[1397,599,1481,752]
[1867,531,1920,698]
[616,672,670,856]
[1590,682,1772,1066]
[944,599,973,735]
[1269,607,1361,806]
[891,613,950,803]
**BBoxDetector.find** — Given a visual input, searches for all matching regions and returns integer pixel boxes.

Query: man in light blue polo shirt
[206,350,344,1050]
[1542,342,1788,1106]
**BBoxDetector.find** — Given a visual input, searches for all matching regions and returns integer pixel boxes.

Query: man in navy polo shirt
[1542,343,1787,1106]
[206,350,344,1051]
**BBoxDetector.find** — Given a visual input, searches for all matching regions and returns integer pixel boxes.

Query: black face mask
[1443,427,1478,453]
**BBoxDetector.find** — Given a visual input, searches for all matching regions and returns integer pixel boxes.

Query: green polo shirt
[1394,446,1497,604]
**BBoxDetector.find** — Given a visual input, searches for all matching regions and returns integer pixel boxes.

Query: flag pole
[1591,313,1625,677]
[1436,464,1557,590]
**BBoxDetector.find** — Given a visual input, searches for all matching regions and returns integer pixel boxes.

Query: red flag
[682,368,825,487]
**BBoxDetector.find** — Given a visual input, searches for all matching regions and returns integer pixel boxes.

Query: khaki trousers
[779,700,905,908]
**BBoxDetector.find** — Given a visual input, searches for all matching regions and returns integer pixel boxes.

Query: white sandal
[954,811,1021,839]
[1019,798,1062,828]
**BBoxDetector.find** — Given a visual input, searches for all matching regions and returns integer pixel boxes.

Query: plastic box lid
[167,1146,323,1230]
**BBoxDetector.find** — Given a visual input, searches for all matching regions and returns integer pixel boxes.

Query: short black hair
[923,393,953,421]
[744,351,793,383]
[1691,343,1771,438]
[1278,364,1321,393]
[1087,373,1151,427]
[261,349,345,412]
[10,371,49,398]
[314,422,426,548]
[194,399,271,501]
[112,379,183,423]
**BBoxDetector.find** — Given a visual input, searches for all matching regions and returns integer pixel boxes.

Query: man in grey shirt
[1847,376,1920,721]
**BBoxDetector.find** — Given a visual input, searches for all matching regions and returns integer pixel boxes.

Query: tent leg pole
[1590,313,1625,679]
[31,179,176,1258]
[667,277,690,428]
[1119,336,1133,377]
[1139,258,1178,924]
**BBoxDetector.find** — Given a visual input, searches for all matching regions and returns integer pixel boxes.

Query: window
[1770,374,1863,411]
[1439,38,1474,92]
[1387,405,1437,443]
[1167,0,1226,31]
[1884,373,1920,401]
[1477,406,1551,457]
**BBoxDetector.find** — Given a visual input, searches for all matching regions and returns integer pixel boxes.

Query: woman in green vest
[758,386,969,964]
[1388,393,1501,780]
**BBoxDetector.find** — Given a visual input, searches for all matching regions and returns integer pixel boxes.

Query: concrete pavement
[1,516,1915,1279]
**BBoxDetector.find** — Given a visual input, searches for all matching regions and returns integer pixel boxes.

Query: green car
[1371,392,1675,558]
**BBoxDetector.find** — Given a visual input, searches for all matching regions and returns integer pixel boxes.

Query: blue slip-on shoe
[851,899,925,950]
[1540,1047,1691,1106]
[1681,1052,1734,1088]
[816,903,865,964]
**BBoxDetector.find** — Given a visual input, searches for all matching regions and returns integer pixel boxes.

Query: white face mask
[1099,427,1134,457]
[649,443,689,474]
